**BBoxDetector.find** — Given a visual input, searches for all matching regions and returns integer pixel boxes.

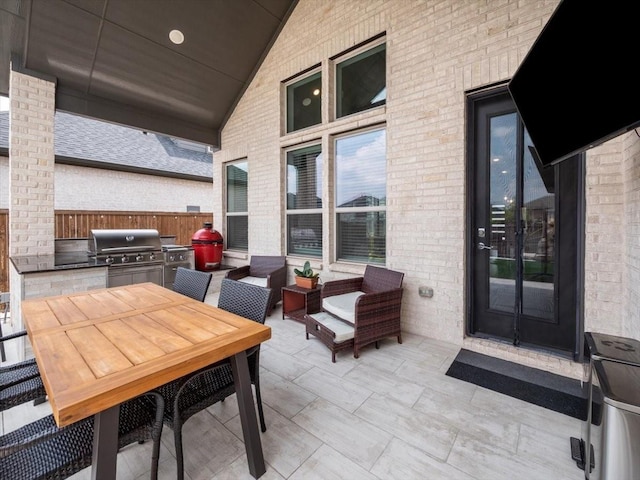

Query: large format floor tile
[1,298,584,480]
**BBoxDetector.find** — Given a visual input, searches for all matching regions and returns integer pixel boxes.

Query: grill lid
[88,229,162,255]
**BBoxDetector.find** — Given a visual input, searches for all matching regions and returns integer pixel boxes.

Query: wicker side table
[281,284,321,323]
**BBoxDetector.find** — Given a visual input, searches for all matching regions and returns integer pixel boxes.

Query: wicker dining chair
[157,278,273,480]
[172,266,213,302]
[0,330,47,412]
[0,391,165,480]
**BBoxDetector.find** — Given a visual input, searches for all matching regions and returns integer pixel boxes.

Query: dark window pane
[287,145,322,209]
[287,72,322,133]
[226,160,248,251]
[227,162,248,213]
[287,214,322,257]
[336,211,385,263]
[226,216,248,250]
[337,43,386,118]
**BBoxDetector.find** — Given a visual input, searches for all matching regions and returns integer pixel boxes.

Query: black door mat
[446,349,588,420]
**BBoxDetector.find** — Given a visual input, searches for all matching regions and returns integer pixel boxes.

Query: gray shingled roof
[0,111,212,181]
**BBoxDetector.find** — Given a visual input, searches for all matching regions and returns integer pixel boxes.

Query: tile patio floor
[1,292,585,480]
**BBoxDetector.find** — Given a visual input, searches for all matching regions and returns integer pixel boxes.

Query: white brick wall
[1,158,212,211]
[54,163,212,212]
[213,0,640,376]
[623,133,640,339]
[215,0,563,350]
[9,69,56,257]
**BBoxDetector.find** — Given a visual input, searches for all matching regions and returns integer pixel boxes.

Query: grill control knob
[136,254,144,262]
[169,254,176,262]
[122,255,129,263]
[150,253,156,261]
[105,256,114,264]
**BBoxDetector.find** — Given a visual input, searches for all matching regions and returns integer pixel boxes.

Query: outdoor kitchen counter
[10,252,107,274]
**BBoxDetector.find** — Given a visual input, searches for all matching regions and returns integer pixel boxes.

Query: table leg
[230,351,266,478]
[91,404,120,480]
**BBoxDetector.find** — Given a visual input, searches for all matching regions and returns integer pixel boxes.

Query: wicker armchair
[0,391,164,480]
[225,255,286,313]
[321,265,404,358]
[1,330,47,412]
[172,266,213,302]
[158,278,272,480]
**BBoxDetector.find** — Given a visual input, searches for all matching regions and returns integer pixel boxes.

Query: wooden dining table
[21,282,271,479]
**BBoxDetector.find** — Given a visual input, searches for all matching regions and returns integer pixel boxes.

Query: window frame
[225,159,249,251]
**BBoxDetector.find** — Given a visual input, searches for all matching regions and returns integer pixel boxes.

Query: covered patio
[1,0,639,479]
[2,295,583,480]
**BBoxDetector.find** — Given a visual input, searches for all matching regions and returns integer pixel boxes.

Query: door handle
[478,242,494,251]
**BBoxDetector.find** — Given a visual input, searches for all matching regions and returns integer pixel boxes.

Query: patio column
[8,64,56,337]
[8,65,56,257]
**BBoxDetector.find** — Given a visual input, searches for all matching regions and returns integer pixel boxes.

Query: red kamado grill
[192,222,223,271]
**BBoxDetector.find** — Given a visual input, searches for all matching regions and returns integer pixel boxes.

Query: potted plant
[294,261,319,289]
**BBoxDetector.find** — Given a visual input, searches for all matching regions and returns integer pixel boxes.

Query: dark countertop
[10,252,107,274]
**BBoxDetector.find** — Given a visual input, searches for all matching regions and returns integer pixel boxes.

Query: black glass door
[469,90,583,353]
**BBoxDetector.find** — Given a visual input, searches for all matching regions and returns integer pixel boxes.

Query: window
[286,144,322,257]
[226,160,248,250]
[336,42,386,118]
[335,128,386,263]
[286,71,321,133]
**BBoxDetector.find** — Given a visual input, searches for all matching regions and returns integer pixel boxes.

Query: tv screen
[508,0,640,166]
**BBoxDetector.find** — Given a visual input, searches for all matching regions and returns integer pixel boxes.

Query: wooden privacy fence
[0,210,214,295]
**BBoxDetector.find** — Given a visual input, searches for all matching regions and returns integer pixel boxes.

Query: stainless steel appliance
[88,229,164,288]
[162,245,195,291]
[589,359,640,480]
[571,332,640,477]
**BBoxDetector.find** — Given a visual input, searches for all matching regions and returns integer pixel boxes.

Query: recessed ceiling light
[313,89,320,96]
[302,98,311,106]
[169,29,184,45]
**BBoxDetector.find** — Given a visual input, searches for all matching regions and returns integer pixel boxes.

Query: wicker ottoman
[304,312,355,363]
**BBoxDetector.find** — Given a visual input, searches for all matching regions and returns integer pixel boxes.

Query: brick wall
[215,0,561,345]
[211,0,640,377]
[9,69,56,257]
[622,131,640,339]
[0,157,212,212]
[584,138,626,334]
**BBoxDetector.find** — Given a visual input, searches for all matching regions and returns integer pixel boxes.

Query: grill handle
[99,246,159,253]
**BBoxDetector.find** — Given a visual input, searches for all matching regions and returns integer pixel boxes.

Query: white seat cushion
[322,291,365,324]
[238,276,268,288]
[310,312,355,343]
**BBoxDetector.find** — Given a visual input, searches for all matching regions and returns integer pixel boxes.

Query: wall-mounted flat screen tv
[508,0,640,167]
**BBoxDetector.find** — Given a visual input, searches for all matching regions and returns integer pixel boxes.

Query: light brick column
[8,68,56,257]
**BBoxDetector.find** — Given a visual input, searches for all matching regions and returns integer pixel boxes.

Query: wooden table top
[22,282,271,427]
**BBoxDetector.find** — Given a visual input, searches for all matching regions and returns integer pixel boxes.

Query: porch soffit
[0,0,298,147]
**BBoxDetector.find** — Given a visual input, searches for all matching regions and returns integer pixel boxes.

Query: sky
[0,96,8,111]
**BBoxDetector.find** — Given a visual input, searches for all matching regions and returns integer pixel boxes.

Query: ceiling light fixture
[169,29,184,45]
[313,88,320,96]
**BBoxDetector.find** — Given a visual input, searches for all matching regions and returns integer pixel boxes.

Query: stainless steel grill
[162,245,195,291]
[88,229,164,287]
